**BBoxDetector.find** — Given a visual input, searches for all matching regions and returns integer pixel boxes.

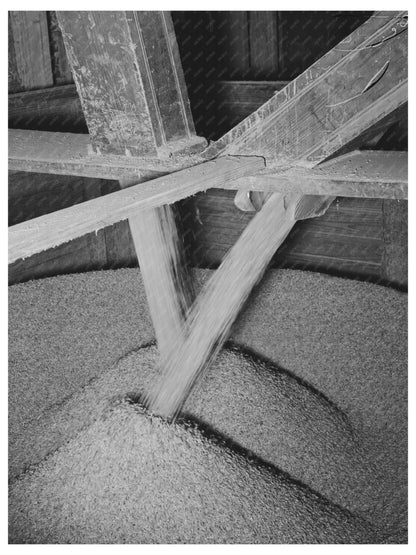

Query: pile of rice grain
[8,269,407,543]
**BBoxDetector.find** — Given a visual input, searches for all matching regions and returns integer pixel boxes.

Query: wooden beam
[8,129,202,181]
[57,11,205,158]
[57,11,209,361]
[8,80,291,136]
[231,151,408,200]
[8,131,407,199]
[8,86,84,132]
[8,155,265,263]
[145,11,408,418]
[202,11,408,163]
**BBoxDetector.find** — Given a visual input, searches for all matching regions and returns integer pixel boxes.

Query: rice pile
[8,268,407,543]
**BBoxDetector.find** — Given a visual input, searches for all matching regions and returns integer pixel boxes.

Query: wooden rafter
[202,11,408,163]
[8,156,264,263]
[8,131,408,199]
[8,129,202,181]
[234,151,408,200]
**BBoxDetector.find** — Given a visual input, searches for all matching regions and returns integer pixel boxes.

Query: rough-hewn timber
[56,11,205,158]
[8,156,265,264]
[56,11,209,364]
[8,129,203,181]
[8,131,407,199]
[233,151,408,200]
[202,11,408,162]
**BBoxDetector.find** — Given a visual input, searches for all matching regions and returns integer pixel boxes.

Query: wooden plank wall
[8,11,407,289]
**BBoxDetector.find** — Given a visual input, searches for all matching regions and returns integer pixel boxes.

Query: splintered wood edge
[8,156,265,264]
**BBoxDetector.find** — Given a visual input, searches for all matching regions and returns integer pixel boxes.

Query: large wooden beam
[8,129,202,181]
[202,12,408,163]
[8,130,407,199]
[8,156,264,263]
[232,151,408,200]
[8,85,84,132]
[57,11,208,356]
[146,11,408,418]
[8,80,290,132]
[57,11,205,158]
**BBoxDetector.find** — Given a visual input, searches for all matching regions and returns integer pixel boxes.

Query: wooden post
[57,11,206,356]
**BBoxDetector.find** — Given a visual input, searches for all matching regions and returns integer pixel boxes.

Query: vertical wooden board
[9,11,53,91]
[47,11,73,85]
[131,11,193,143]
[57,11,201,156]
[56,11,200,362]
[381,200,408,287]
[57,11,157,156]
[249,12,279,79]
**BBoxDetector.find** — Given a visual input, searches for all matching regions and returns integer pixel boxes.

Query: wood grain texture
[56,11,205,157]
[182,191,384,279]
[202,12,408,163]
[56,11,156,156]
[9,175,391,286]
[56,10,206,364]
[8,129,202,181]
[9,130,406,200]
[231,151,408,199]
[8,174,115,285]
[8,11,53,92]
[8,80,289,138]
[8,156,265,264]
